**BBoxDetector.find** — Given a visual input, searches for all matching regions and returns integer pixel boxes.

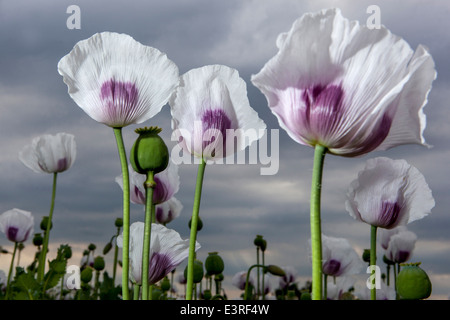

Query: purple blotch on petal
[396,250,410,263]
[100,79,139,121]
[201,109,232,152]
[379,201,402,228]
[7,226,19,242]
[57,158,68,172]
[322,259,341,276]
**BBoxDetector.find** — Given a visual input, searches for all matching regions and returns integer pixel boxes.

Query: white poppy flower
[251,8,436,157]
[346,157,435,229]
[0,209,34,243]
[170,64,266,160]
[58,32,179,127]
[116,222,199,285]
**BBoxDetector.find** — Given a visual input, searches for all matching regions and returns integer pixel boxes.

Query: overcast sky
[1,0,449,299]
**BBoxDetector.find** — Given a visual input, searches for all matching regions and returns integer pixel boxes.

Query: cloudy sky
[1,0,449,299]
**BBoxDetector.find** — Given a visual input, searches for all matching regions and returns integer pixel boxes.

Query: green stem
[112,227,120,285]
[370,225,378,300]
[256,247,260,299]
[244,264,265,300]
[113,127,131,300]
[186,159,207,300]
[141,171,155,300]
[5,242,18,299]
[323,274,328,300]
[37,172,58,283]
[262,250,266,300]
[386,264,390,286]
[310,144,327,300]
[133,283,140,300]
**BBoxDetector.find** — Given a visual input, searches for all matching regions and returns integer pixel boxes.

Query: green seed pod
[362,249,371,263]
[188,217,203,231]
[205,252,224,275]
[160,276,171,292]
[265,265,286,277]
[88,243,96,251]
[115,218,123,228]
[254,235,264,248]
[103,242,113,255]
[396,263,432,300]
[203,289,212,300]
[80,267,93,283]
[33,233,43,247]
[93,256,105,271]
[184,259,204,283]
[130,127,169,174]
[40,216,52,231]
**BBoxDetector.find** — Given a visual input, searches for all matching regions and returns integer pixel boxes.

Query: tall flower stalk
[186,158,206,299]
[113,127,131,299]
[18,132,76,283]
[37,172,58,282]
[130,126,169,300]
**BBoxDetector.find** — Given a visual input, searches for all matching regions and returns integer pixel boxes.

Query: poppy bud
[188,217,203,231]
[93,256,105,271]
[103,242,113,255]
[130,127,169,175]
[80,267,93,283]
[115,218,123,228]
[362,249,371,263]
[40,216,52,231]
[161,276,171,292]
[205,252,224,275]
[203,289,212,300]
[33,233,43,247]
[265,265,286,277]
[184,259,204,283]
[254,235,264,248]
[88,243,96,251]
[396,263,432,300]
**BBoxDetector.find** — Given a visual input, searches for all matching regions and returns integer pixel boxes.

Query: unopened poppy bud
[80,267,93,283]
[254,235,264,248]
[115,218,123,228]
[130,127,169,174]
[362,249,371,263]
[184,259,204,283]
[260,239,267,252]
[160,276,171,292]
[62,245,72,259]
[40,216,52,231]
[396,262,432,300]
[205,252,224,275]
[33,233,43,246]
[188,217,203,231]
[203,289,212,300]
[265,265,285,277]
[103,242,113,255]
[93,256,105,271]
[88,243,96,251]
